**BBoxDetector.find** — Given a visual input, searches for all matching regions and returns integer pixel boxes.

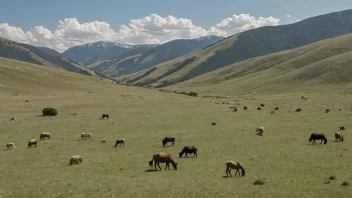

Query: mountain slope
[118,9,352,87]
[0,37,93,76]
[62,41,157,66]
[36,47,61,56]
[0,57,113,94]
[169,33,352,95]
[91,35,224,77]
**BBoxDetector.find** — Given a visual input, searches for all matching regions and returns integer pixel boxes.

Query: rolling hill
[170,33,352,95]
[89,35,224,77]
[118,9,352,87]
[62,41,158,66]
[0,37,94,76]
[0,57,112,94]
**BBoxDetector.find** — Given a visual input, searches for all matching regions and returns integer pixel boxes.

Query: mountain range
[2,9,352,96]
[117,9,352,88]
[86,36,224,77]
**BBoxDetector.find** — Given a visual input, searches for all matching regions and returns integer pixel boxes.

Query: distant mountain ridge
[88,35,224,77]
[0,37,94,76]
[117,9,352,87]
[62,41,158,66]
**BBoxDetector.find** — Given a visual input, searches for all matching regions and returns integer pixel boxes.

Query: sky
[0,0,351,52]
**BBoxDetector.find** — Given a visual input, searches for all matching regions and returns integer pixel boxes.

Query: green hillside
[0,37,94,76]
[118,9,352,87]
[171,33,352,96]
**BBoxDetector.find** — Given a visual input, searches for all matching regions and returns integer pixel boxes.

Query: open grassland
[1,90,352,197]
[1,58,352,197]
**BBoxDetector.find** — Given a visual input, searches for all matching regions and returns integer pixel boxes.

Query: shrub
[189,92,198,97]
[253,179,265,185]
[42,108,58,116]
[328,176,336,180]
[341,181,349,186]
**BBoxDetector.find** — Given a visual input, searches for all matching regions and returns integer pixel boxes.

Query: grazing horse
[6,143,16,150]
[335,132,344,142]
[179,146,198,158]
[256,127,265,136]
[295,108,302,112]
[271,110,275,114]
[149,152,178,170]
[275,107,279,111]
[81,133,92,139]
[101,114,109,120]
[114,139,126,147]
[39,133,51,140]
[260,104,265,107]
[309,133,327,144]
[162,137,175,147]
[70,155,83,165]
[340,126,346,131]
[100,139,107,144]
[243,106,248,110]
[257,107,261,111]
[10,118,15,122]
[28,139,38,148]
[325,109,330,113]
[225,161,245,177]
[233,107,237,112]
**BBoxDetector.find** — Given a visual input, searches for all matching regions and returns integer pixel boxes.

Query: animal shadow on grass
[145,169,159,173]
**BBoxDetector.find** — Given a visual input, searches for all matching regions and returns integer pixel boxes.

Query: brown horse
[226,161,245,177]
[149,152,178,170]
[114,139,126,147]
[162,136,175,147]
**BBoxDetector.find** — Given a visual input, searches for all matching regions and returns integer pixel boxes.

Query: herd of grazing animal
[4,103,348,178]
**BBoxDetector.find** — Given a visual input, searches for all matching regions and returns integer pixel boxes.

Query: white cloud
[208,14,280,37]
[0,14,280,52]
[286,15,291,18]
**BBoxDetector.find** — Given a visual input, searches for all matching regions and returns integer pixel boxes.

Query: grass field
[1,58,352,197]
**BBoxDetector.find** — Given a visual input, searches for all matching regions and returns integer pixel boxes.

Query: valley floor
[1,86,352,198]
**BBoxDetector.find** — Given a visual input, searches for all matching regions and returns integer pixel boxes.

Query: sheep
[335,132,344,142]
[28,139,38,148]
[69,155,83,165]
[39,132,51,140]
[81,133,92,139]
[6,143,16,150]
[256,127,265,136]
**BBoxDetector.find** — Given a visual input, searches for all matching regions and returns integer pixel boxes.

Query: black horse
[179,146,198,158]
[101,114,109,120]
[309,133,327,144]
[295,108,302,112]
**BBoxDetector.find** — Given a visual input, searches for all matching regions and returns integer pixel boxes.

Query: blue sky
[0,0,351,51]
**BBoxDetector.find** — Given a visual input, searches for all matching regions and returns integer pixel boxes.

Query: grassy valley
[0,57,352,197]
